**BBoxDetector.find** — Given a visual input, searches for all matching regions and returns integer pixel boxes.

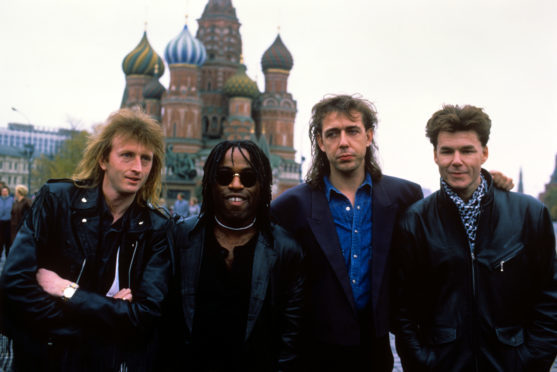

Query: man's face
[100,135,154,200]
[212,147,260,228]
[1,188,8,197]
[317,111,373,178]
[434,130,488,201]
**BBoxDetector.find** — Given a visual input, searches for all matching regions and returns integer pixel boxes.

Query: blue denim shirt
[324,174,372,310]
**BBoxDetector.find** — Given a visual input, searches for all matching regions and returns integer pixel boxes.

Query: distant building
[517,167,524,193]
[0,123,75,157]
[120,0,300,202]
[539,153,557,221]
[0,144,30,191]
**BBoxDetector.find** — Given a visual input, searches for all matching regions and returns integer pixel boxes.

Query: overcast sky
[1,0,556,196]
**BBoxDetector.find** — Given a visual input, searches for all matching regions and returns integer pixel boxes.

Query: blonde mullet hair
[73,108,165,206]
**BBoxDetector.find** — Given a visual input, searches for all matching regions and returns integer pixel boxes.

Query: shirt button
[352,279,356,284]
[353,254,358,258]
[345,206,350,211]
[356,205,360,210]
[354,229,358,233]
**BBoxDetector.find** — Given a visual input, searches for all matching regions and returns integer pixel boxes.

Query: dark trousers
[0,220,10,258]
[307,307,394,371]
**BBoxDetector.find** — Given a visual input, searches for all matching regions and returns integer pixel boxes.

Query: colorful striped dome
[223,64,259,99]
[165,25,207,66]
[261,34,293,71]
[122,32,165,76]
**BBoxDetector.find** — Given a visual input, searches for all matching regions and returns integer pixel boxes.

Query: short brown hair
[73,108,164,206]
[426,104,491,148]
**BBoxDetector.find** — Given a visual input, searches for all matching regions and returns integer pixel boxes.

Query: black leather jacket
[393,171,557,372]
[1,179,171,371]
[163,216,305,371]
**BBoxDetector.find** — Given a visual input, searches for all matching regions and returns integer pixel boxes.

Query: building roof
[122,31,165,76]
[261,34,293,71]
[223,64,260,99]
[164,24,207,66]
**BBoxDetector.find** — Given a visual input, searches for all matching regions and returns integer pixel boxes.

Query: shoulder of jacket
[270,223,303,253]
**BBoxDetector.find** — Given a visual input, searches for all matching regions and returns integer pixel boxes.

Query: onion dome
[165,25,207,66]
[122,32,165,76]
[223,64,260,99]
[143,64,166,99]
[261,34,293,71]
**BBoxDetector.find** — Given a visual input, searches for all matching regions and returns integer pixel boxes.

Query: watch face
[63,285,77,299]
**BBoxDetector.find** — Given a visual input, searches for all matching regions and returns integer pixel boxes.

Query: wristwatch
[62,282,79,301]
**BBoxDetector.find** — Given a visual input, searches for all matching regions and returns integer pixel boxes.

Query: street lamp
[22,144,34,192]
[11,107,31,125]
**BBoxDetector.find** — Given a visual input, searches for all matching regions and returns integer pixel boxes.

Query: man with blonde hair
[1,108,172,371]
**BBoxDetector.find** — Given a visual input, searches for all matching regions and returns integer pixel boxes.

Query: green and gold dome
[122,31,165,76]
[223,64,259,99]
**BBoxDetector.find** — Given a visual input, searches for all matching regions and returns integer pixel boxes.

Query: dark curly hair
[306,94,382,189]
[200,140,272,230]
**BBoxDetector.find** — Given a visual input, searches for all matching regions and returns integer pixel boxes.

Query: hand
[36,268,72,298]
[490,170,514,191]
[113,288,133,302]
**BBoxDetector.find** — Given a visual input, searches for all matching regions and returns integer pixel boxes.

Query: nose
[229,173,244,189]
[130,156,143,172]
[452,151,463,165]
[339,130,349,147]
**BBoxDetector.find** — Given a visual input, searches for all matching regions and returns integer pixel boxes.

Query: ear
[366,128,373,147]
[99,157,107,171]
[481,146,488,164]
[317,133,325,152]
[433,147,439,165]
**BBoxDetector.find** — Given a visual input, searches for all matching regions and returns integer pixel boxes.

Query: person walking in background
[9,184,32,248]
[187,196,201,218]
[173,192,189,218]
[0,186,13,259]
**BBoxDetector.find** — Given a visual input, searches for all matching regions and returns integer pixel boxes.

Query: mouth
[225,195,247,206]
[338,154,354,161]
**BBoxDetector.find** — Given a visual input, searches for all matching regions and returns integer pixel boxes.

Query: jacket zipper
[75,258,86,285]
[128,241,138,287]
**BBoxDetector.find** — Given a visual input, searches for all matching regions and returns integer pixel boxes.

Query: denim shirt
[324,174,372,310]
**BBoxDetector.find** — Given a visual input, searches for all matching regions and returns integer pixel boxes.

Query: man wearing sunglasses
[166,140,305,371]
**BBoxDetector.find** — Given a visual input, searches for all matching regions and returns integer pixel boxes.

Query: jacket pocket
[495,326,524,347]
[491,242,524,272]
[424,326,457,345]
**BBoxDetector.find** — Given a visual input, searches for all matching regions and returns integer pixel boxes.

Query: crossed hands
[36,268,133,301]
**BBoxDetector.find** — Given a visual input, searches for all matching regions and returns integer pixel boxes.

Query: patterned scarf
[441,175,487,253]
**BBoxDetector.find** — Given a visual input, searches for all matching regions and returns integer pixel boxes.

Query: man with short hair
[0,186,13,259]
[168,140,305,371]
[272,95,423,371]
[393,104,557,371]
[1,108,172,371]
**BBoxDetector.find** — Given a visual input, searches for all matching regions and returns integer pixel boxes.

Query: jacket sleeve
[391,213,430,370]
[277,240,306,372]
[62,218,171,337]
[1,185,67,333]
[520,206,557,369]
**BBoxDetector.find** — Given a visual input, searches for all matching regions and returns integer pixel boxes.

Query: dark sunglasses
[215,168,258,187]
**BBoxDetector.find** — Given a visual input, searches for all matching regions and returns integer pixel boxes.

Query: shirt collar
[323,173,372,202]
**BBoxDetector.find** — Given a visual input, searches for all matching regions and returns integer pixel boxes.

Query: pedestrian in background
[9,185,32,248]
[0,186,13,259]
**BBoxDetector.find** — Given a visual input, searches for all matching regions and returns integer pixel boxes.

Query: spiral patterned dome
[122,32,165,76]
[223,64,259,99]
[165,25,207,66]
[261,34,293,71]
[143,64,166,99]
